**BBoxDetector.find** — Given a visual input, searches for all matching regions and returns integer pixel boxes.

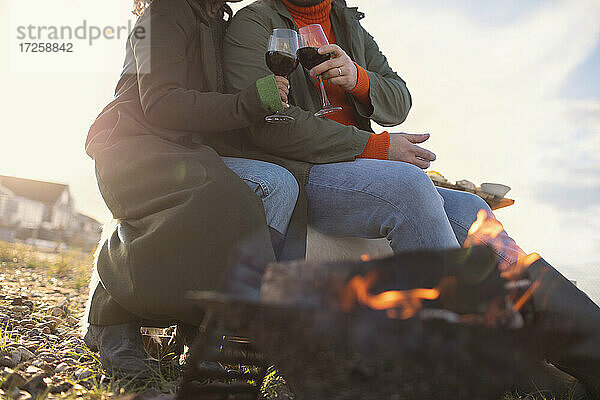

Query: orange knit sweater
[283,0,390,159]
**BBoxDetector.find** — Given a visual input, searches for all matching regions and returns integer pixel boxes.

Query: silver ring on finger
[337,67,343,77]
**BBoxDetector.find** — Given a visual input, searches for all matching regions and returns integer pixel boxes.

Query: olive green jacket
[84,0,303,326]
[221,0,412,184]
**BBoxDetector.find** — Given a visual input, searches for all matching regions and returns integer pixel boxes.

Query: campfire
[182,210,574,399]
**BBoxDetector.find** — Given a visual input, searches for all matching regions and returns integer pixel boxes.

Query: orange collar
[281,0,332,26]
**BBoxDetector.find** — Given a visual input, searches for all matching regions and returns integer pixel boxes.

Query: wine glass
[297,24,342,117]
[265,29,299,123]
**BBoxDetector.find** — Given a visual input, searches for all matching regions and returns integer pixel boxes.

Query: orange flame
[500,252,541,280]
[360,254,371,262]
[465,209,505,247]
[466,209,540,278]
[342,271,440,319]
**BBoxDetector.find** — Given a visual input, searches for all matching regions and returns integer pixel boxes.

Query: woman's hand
[310,44,358,92]
[274,76,290,106]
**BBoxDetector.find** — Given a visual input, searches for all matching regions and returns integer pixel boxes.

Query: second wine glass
[297,24,342,117]
[265,29,299,123]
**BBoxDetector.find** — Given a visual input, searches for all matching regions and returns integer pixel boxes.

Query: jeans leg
[437,187,525,264]
[306,159,460,253]
[221,157,299,236]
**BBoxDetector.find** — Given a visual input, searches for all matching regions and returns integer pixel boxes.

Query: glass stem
[317,75,332,108]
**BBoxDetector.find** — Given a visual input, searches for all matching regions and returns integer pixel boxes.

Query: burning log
[188,246,578,399]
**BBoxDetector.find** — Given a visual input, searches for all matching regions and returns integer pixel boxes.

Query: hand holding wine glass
[265,29,299,123]
[274,76,290,105]
[309,44,358,92]
[297,24,342,117]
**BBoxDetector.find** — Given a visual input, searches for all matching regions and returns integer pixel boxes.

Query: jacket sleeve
[223,8,371,164]
[353,25,412,127]
[130,9,283,134]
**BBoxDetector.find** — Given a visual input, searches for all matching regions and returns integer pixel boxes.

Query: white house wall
[13,196,45,228]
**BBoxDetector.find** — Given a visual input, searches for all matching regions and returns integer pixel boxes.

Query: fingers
[276,80,289,96]
[318,44,344,57]
[310,57,342,77]
[325,75,355,90]
[276,85,288,104]
[310,44,348,77]
[274,75,289,87]
[413,156,432,169]
[322,63,353,81]
[413,145,436,162]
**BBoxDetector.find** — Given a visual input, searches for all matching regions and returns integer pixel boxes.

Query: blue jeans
[222,157,298,235]
[306,159,523,264]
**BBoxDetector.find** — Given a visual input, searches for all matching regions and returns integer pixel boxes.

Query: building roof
[0,175,69,205]
[76,212,101,225]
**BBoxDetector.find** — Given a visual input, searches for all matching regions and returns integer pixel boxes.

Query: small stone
[54,362,68,374]
[11,298,23,306]
[57,298,69,310]
[39,363,55,375]
[37,352,57,363]
[8,351,22,365]
[17,347,35,362]
[22,300,34,309]
[11,306,30,315]
[0,356,16,368]
[14,390,33,400]
[19,320,36,329]
[66,316,79,326]
[25,365,42,375]
[74,368,92,380]
[39,320,58,330]
[50,307,66,318]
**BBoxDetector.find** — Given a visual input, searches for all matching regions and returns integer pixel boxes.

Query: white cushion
[306,226,393,262]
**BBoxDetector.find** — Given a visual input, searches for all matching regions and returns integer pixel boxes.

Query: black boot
[528,258,600,398]
[84,323,160,379]
[269,227,286,261]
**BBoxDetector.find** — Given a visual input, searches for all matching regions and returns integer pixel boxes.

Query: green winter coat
[219,0,412,184]
[85,0,303,326]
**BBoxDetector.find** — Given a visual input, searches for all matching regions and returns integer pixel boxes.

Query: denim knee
[253,166,298,203]
[386,163,444,211]
[460,191,492,215]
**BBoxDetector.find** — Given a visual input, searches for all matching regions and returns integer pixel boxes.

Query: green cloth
[219,0,413,184]
[85,0,302,326]
[256,75,285,113]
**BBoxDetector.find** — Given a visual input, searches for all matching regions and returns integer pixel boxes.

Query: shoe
[84,323,160,379]
[528,258,600,399]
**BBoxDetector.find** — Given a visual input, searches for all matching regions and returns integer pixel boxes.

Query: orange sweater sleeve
[357,131,390,160]
[349,63,371,105]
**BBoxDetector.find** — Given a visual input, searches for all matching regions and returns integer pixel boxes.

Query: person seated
[220,0,600,396]
[82,0,303,378]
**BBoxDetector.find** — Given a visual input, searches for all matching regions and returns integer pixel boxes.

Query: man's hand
[310,44,358,92]
[274,76,290,106]
[388,133,437,169]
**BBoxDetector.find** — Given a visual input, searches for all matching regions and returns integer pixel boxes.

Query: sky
[1,0,599,274]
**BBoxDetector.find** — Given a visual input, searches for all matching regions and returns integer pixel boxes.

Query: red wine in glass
[266,51,299,77]
[297,47,330,71]
[297,24,342,117]
[265,29,299,123]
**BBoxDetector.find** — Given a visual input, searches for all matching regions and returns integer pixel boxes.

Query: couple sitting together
[83,0,600,396]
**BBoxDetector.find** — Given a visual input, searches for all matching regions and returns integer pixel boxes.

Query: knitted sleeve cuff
[349,63,371,105]
[256,75,284,113]
[356,131,390,160]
